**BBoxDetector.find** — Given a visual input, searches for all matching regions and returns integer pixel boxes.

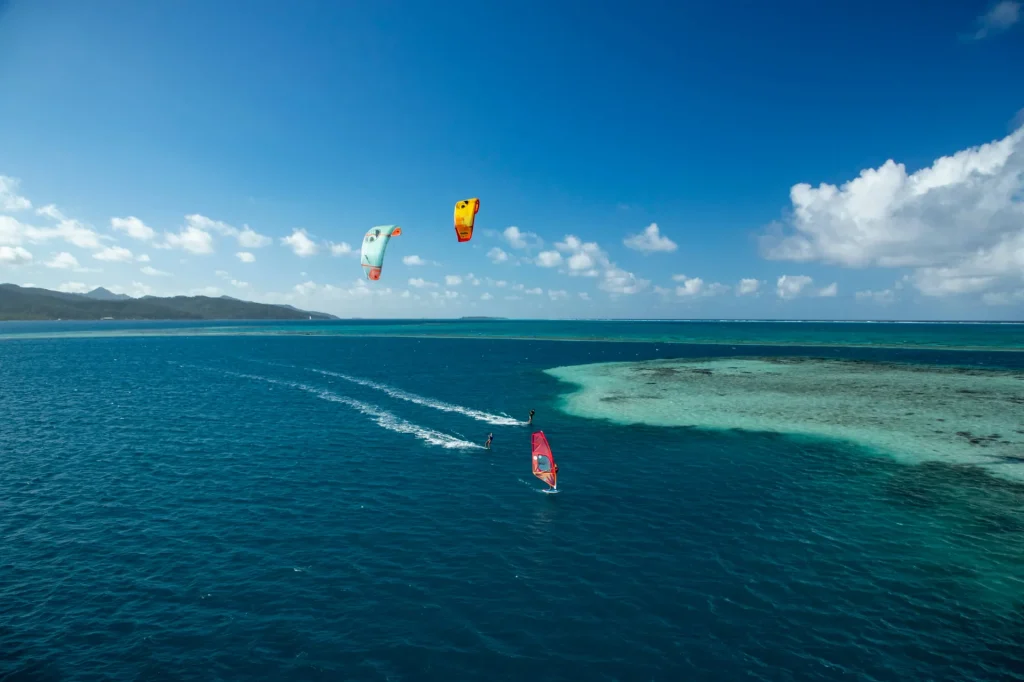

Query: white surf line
[309,368,525,426]
[223,369,483,450]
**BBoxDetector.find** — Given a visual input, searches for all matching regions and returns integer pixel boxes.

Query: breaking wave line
[226,370,482,450]
[310,369,524,426]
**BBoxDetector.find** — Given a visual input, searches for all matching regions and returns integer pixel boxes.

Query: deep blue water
[2,333,1022,681]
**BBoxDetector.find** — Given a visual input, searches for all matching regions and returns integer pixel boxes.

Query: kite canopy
[453,198,480,242]
[531,430,557,489]
[361,225,402,281]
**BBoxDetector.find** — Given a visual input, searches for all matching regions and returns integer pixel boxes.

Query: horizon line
[3,317,1022,325]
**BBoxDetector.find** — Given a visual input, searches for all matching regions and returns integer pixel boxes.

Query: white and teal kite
[360,225,402,281]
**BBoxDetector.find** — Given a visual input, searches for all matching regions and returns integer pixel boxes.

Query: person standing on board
[528,409,535,425]
[485,433,493,449]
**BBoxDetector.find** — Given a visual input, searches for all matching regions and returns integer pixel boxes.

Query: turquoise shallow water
[546,356,1024,481]
[1,324,1023,681]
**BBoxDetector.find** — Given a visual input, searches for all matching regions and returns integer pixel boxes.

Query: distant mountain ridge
[84,286,132,301]
[0,284,338,321]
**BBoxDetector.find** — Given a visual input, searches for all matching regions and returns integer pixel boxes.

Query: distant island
[0,284,337,321]
[459,316,508,320]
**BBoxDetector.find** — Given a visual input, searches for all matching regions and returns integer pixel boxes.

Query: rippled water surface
[1,332,1022,681]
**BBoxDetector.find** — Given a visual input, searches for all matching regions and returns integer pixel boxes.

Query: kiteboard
[531,430,559,493]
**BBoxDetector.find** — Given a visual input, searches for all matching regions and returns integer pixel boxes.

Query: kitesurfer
[485,433,493,449]
[528,409,535,424]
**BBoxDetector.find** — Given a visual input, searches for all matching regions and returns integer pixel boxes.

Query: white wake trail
[226,370,482,450]
[310,369,524,426]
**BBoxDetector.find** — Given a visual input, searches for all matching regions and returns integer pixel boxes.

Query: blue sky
[1,0,1022,319]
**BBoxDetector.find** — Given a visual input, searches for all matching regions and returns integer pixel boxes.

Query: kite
[453,198,480,242]
[361,224,402,281]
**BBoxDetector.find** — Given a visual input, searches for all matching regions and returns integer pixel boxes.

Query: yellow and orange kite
[453,198,480,242]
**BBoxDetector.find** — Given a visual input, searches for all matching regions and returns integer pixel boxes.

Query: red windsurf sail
[531,431,557,489]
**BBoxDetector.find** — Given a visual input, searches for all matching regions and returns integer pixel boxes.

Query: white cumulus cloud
[761,127,1024,301]
[236,251,255,263]
[140,265,170,276]
[57,281,89,293]
[672,275,730,298]
[164,225,214,254]
[408,278,438,288]
[776,275,813,299]
[0,245,32,264]
[403,255,427,266]
[127,282,153,297]
[0,176,31,211]
[238,226,271,248]
[330,242,354,256]
[553,234,648,294]
[623,223,677,253]
[282,228,318,257]
[736,278,761,296]
[536,250,563,267]
[503,226,542,249]
[293,281,317,296]
[524,287,543,295]
[982,289,1024,305]
[554,236,601,276]
[93,246,134,262]
[2,214,104,251]
[36,204,65,221]
[481,292,494,301]
[184,214,270,249]
[674,275,705,297]
[111,216,156,241]
[600,266,648,295]
[445,275,463,286]
[548,289,568,300]
[45,252,79,269]
[775,275,835,300]
[488,247,509,263]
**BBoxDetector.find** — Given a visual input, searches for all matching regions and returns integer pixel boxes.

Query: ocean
[1,320,1022,681]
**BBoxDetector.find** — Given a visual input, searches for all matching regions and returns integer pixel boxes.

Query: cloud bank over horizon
[2,122,1023,319]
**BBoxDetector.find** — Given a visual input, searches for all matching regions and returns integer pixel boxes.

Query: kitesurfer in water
[528,409,535,424]
[485,433,493,449]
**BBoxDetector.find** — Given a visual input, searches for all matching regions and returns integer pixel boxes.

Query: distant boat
[100,316,114,320]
